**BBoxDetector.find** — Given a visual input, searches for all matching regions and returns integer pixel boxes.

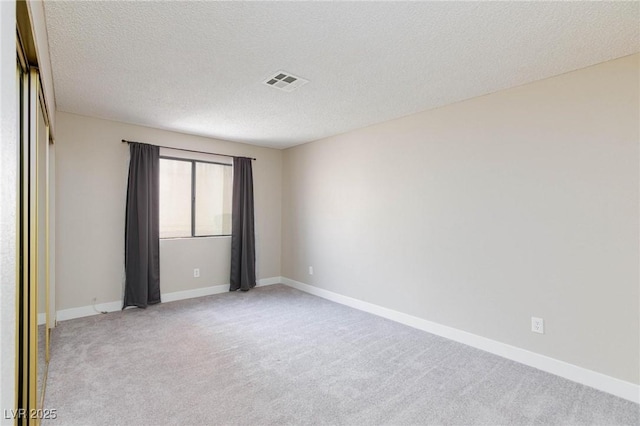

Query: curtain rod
[121,139,256,161]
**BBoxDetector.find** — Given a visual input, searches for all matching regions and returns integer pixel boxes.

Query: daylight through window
[159,157,232,238]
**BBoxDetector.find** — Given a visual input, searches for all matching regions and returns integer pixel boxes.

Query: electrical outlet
[193,268,200,278]
[308,266,314,275]
[531,317,544,334]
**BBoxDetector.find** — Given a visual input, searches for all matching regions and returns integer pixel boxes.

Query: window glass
[159,159,192,238]
[195,162,232,236]
[159,157,232,238]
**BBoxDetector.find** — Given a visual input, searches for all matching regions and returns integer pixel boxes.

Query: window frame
[159,155,233,239]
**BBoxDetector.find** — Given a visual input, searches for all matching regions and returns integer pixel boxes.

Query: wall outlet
[308,266,313,275]
[193,268,200,278]
[531,317,544,334]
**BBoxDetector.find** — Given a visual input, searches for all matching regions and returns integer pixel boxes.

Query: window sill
[160,235,231,241]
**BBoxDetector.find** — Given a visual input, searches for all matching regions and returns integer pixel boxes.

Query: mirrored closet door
[17,19,55,423]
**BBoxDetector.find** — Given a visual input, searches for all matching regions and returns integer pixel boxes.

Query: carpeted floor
[44,284,638,425]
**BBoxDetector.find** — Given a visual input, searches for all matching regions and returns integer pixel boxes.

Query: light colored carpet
[38,324,46,396]
[44,284,638,425]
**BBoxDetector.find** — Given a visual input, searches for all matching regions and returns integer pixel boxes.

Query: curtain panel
[230,157,256,291]
[123,142,161,308]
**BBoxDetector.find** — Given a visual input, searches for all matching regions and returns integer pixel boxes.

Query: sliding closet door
[35,72,50,408]
[16,65,51,425]
[17,65,38,425]
[16,2,55,420]
[17,53,29,425]
[47,143,55,346]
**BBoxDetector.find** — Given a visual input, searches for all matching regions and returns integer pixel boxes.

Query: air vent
[263,71,309,92]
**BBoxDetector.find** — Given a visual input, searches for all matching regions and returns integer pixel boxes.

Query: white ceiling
[44,1,639,149]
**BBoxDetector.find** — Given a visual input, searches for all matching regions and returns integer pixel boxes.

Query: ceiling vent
[263,71,309,92]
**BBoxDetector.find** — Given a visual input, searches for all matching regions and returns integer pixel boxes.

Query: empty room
[1,1,639,425]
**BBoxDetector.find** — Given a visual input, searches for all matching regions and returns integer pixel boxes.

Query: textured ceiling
[44,1,639,149]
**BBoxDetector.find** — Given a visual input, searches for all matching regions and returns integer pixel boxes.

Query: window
[159,157,232,238]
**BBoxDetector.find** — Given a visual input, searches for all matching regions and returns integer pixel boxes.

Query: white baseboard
[38,313,46,326]
[280,277,639,404]
[56,277,282,322]
[257,277,282,287]
[161,284,229,303]
[56,300,123,322]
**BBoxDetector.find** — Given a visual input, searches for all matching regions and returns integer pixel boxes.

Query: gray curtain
[230,157,256,291]
[123,142,161,308]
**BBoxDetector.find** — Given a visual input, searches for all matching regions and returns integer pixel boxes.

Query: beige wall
[55,112,282,310]
[160,237,230,294]
[282,54,639,384]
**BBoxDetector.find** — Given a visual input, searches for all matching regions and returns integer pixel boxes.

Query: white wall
[0,0,17,420]
[282,54,639,384]
[55,112,282,310]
